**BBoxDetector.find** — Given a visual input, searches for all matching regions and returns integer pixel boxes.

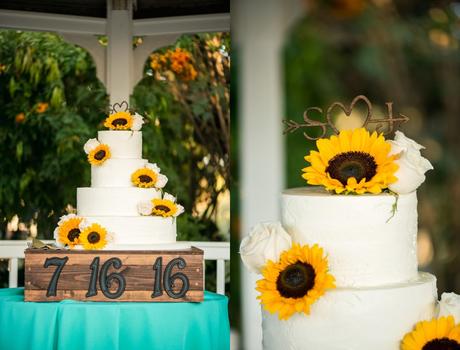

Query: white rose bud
[174,204,185,217]
[57,213,78,226]
[131,113,144,131]
[146,163,161,173]
[388,131,433,194]
[163,192,177,202]
[438,293,460,322]
[78,218,90,231]
[240,222,292,274]
[138,201,153,216]
[83,138,100,154]
[53,226,60,240]
[156,174,168,189]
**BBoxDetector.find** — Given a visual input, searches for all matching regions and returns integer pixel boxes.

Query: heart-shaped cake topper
[283,95,409,140]
[109,101,130,114]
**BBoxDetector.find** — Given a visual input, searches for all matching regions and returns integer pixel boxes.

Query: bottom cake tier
[262,272,437,350]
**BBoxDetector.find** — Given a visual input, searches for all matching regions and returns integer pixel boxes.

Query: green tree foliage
[134,32,230,242]
[0,30,106,238]
[0,30,230,247]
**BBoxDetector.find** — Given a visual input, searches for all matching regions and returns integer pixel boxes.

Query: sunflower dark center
[94,150,106,160]
[422,338,460,350]
[112,118,128,126]
[67,228,80,242]
[139,175,153,183]
[276,262,316,299]
[326,151,377,186]
[155,205,171,213]
[87,232,101,244]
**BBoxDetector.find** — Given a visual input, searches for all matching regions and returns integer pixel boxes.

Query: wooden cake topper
[283,95,409,140]
[109,100,130,114]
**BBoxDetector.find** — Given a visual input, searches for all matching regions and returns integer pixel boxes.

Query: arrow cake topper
[283,95,410,140]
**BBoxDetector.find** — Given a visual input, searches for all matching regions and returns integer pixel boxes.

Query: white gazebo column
[233,0,304,349]
[106,0,133,105]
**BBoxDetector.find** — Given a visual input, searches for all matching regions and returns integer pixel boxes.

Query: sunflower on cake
[240,96,460,350]
[53,104,184,251]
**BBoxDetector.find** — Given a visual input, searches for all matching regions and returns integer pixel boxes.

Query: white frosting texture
[77,187,161,216]
[262,273,437,350]
[82,216,176,245]
[282,187,418,287]
[97,130,142,159]
[91,158,147,187]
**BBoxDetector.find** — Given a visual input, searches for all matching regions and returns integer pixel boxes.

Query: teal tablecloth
[0,288,229,350]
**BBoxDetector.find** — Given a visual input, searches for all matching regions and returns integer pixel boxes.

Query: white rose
[174,204,185,217]
[138,201,153,216]
[131,113,144,131]
[57,213,78,226]
[388,131,433,194]
[83,138,100,154]
[438,293,460,322]
[53,226,60,240]
[156,174,168,189]
[240,222,292,274]
[146,163,161,173]
[163,192,177,202]
[78,218,90,231]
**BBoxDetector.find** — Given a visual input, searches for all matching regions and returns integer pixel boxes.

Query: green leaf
[16,141,23,161]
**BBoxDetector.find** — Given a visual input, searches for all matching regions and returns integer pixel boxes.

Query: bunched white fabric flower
[240,222,292,274]
[388,131,433,194]
[131,112,145,131]
[83,138,101,154]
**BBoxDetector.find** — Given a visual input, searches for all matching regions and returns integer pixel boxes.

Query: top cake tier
[282,187,418,288]
[98,130,142,159]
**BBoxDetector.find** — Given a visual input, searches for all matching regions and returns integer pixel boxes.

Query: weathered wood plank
[24,247,204,302]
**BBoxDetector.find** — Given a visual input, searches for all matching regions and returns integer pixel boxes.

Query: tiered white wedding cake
[241,115,460,349]
[53,107,185,250]
[263,189,436,349]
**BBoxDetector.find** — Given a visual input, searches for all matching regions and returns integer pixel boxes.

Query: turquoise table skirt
[0,288,229,350]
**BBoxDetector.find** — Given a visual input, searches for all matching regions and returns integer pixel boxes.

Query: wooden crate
[24,247,204,302]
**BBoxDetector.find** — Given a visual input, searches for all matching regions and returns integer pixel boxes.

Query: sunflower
[256,243,336,320]
[401,316,460,350]
[54,215,83,248]
[302,128,398,194]
[131,164,168,189]
[150,193,184,217]
[79,223,108,250]
[151,199,179,217]
[87,144,111,165]
[131,168,159,188]
[104,111,133,130]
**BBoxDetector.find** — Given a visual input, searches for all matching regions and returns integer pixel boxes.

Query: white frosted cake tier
[262,272,437,350]
[83,216,176,246]
[91,158,147,187]
[77,187,161,216]
[282,187,418,287]
[98,130,142,159]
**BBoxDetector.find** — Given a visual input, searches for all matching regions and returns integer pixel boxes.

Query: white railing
[0,240,230,294]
